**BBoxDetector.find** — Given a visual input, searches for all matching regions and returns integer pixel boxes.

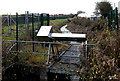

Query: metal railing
[2,40,96,74]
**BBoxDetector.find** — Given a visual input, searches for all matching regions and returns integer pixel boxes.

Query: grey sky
[0,0,119,15]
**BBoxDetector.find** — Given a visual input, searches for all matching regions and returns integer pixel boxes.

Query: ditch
[2,64,72,81]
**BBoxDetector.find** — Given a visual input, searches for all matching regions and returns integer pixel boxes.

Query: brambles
[83,28,120,80]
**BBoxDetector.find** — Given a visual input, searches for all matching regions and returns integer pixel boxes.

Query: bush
[81,28,120,81]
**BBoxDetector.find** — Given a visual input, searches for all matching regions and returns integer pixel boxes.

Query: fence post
[47,14,49,26]
[38,13,40,27]
[40,14,43,26]
[115,7,119,34]
[14,12,19,62]
[32,14,35,52]
[25,11,29,29]
[16,13,18,53]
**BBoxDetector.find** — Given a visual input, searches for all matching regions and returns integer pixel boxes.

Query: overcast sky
[0,0,119,15]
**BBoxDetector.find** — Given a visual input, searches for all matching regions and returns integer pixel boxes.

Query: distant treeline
[50,16,74,20]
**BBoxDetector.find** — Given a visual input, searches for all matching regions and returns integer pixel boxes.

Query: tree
[95,1,113,18]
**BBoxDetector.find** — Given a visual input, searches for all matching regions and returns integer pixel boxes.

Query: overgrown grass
[79,25,120,80]
[50,18,73,33]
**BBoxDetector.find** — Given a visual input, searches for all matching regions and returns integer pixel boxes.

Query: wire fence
[2,12,49,40]
[2,12,50,73]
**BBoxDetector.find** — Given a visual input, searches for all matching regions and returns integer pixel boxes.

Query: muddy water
[2,64,46,81]
[2,64,71,81]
